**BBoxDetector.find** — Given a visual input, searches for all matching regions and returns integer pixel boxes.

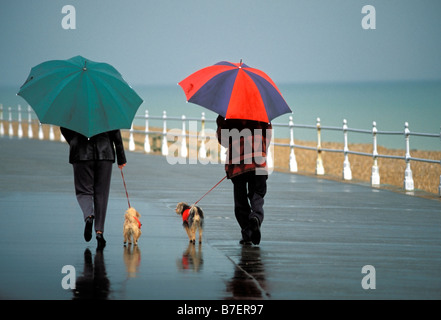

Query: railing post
[162,111,168,156]
[220,144,227,163]
[144,110,150,153]
[0,104,4,136]
[8,107,13,137]
[267,127,274,170]
[27,106,33,139]
[403,122,414,191]
[38,122,44,140]
[220,114,226,162]
[371,121,380,186]
[181,115,188,158]
[316,117,325,175]
[129,124,135,151]
[199,112,207,159]
[289,116,297,172]
[49,125,55,141]
[342,119,352,180]
[438,176,441,197]
[17,105,23,139]
[439,125,441,197]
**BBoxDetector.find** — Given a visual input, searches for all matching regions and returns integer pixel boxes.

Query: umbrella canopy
[17,55,143,138]
[178,61,291,123]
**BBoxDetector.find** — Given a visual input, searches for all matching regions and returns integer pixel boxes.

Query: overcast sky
[1,0,440,86]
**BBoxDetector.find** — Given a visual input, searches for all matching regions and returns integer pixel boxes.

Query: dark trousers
[231,171,267,234]
[72,161,113,232]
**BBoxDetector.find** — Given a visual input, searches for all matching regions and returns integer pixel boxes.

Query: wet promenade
[1,137,441,300]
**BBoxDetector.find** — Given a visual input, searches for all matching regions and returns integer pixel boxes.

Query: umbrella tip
[239,59,243,68]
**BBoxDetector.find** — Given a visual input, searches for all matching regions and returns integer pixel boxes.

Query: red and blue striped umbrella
[178,61,291,123]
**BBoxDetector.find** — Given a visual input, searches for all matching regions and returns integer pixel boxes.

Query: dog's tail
[189,206,204,227]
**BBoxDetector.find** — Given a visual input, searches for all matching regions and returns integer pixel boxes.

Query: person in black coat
[61,127,127,249]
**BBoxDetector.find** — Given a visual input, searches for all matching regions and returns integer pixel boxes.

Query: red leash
[121,168,142,228]
[120,167,131,209]
[121,167,225,209]
[192,175,227,206]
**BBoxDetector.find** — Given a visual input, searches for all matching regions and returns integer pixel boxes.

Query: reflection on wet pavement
[73,248,110,300]
[225,245,270,300]
[177,243,203,272]
[123,245,141,278]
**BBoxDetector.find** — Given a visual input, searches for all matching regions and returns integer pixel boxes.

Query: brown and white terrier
[175,202,204,244]
[123,207,142,246]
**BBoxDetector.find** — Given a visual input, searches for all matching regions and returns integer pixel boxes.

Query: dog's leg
[134,231,140,246]
[185,226,192,243]
[199,226,203,244]
[190,225,196,244]
[128,231,132,245]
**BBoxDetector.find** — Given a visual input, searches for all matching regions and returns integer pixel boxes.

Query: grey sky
[1,0,440,86]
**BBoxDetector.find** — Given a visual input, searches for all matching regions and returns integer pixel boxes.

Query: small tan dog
[123,207,142,246]
[175,202,204,244]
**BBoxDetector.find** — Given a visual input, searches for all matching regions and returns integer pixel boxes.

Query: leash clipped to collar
[120,167,131,209]
[133,215,142,229]
[192,175,227,207]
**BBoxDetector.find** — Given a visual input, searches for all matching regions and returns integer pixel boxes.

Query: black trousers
[72,160,113,232]
[231,171,267,235]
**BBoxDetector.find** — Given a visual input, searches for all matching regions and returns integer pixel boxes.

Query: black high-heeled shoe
[84,216,94,242]
[96,233,106,250]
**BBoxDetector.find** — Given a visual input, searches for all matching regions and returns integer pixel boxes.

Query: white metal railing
[2,104,441,195]
[272,118,441,193]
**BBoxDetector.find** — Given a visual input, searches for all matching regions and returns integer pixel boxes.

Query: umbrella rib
[87,71,133,132]
[37,71,82,123]
[242,69,291,121]
[187,68,238,117]
[86,72,109,136]
[226,69,268,122]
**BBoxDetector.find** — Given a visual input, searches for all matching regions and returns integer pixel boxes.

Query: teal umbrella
[17,55,143,138]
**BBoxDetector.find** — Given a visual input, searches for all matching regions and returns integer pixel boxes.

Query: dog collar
[133,216,142,229]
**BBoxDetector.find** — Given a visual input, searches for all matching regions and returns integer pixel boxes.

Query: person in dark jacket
[216,115,272,245]
[61,127,127,249]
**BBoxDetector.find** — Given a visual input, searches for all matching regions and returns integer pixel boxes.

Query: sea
[1,80,440,151]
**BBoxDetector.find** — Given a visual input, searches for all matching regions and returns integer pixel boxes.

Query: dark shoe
[239,239,252,245]
[84,216,94,242]
[250,217,261,245]
[96,233,106,250]
[241,227,252,244]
